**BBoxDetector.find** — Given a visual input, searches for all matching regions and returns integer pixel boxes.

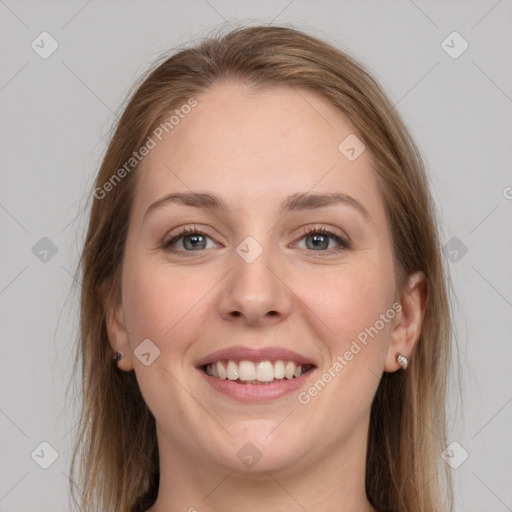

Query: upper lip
[195,346,317,368]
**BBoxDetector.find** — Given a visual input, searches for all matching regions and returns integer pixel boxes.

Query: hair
[68,23,454,512]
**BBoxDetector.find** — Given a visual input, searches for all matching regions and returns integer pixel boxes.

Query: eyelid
[292,225,350,250]
[161,224,350,254]
[161,225,216,249]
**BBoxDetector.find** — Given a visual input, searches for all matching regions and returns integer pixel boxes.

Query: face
[109,82,406,477]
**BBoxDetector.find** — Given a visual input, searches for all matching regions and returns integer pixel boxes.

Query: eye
[162,226,219,253]
[293,226,350,253]
[161,225,350,256]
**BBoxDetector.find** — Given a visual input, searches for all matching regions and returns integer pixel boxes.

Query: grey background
[1,0,511,510]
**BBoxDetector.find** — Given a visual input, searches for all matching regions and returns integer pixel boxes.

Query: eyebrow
[143,191,371,221]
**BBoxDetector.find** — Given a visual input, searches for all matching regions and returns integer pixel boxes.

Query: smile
[203,359,314,384]
[196,345,317,401]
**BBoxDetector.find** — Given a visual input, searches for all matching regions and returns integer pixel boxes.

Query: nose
[217,239,293,327]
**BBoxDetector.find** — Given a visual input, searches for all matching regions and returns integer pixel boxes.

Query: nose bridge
[234,232,279,298]
[218,230,291,324]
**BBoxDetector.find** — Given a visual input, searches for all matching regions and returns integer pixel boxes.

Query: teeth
[216,361,226,380]
[204,359,311,383]
[256,361,274,382]
[274,360,285,379]
[226,360,239,380]
[239,360,256,381]
[285,361,296,379]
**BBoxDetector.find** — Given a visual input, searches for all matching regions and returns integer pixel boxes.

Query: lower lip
[199,368,316,402]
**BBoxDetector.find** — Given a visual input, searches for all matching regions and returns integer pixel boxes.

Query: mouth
[196,346,317,401]
[202,359,315,384]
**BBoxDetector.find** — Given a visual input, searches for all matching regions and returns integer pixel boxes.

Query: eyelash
[161,225,350,255]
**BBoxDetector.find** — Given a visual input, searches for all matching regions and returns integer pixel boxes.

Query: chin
[209,424,313,476]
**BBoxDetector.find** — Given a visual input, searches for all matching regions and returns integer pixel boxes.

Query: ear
[101,281,134,372]
[384,271,427,373]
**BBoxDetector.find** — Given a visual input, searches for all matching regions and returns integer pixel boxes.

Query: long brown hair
[68,23,453,512]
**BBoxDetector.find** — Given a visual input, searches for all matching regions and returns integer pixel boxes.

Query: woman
[69,24,454,512]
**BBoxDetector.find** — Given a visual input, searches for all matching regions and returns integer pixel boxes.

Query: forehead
[131,82,383,220]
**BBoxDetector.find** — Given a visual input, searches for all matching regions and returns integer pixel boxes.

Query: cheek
[294,270,394,420]
[120,256,214,417]
[303,266,393,346]
[121,254,218,354]
[122,271,172,343]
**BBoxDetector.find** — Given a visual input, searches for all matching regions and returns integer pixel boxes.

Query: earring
[113,351,123,364]
[396,353,408,370]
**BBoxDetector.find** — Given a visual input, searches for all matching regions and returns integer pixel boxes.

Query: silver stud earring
[397,353,408,370]
[113,351,123,364]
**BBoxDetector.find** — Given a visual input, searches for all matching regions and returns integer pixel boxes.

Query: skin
[106,82,426,512]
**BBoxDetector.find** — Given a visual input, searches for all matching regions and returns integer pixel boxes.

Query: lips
[196,346,317,389]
